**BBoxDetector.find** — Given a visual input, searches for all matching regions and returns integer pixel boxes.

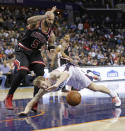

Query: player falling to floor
[18,63,121,116]
[4,6,56,111]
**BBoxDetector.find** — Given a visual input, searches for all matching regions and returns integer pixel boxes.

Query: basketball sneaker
[31,102,38,112]
[4,95,13,110]
[112,95,121,107]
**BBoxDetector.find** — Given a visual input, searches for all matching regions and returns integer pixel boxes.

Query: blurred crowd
[62,0,125,8]
[0,5,125,87]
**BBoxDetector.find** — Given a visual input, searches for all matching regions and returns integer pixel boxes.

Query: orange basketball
[66,91,81,106]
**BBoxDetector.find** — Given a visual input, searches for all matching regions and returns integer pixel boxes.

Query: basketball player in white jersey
[50,34,73,69]
[56,34,74,91]
[50,34,73,91]
[18,63,121,116]
[56,34,73,67]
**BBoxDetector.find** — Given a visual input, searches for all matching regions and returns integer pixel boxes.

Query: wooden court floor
[0,80,125,131]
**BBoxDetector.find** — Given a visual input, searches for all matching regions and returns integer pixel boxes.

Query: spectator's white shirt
[0,64,10,74]
[90,27,95,32]
[90,51,96,57]
[97,53,104,59]
[113,63,119,66]
[5,49,13,55]
[104,34,110,39]
[3,32,9,38]
[111,53,116,59]
[116,34,122,39]
[78,23,83,30]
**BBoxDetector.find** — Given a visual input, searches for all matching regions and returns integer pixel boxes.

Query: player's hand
[51,6,56,12]
[17,112,28,116]
[69,58,74,63]
[45,6,56,18]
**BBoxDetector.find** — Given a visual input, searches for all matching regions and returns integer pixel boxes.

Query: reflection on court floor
[0,80,125,131]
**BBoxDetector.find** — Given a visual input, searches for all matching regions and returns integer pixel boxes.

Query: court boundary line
[0,111,45,123]
[32,116,125,131]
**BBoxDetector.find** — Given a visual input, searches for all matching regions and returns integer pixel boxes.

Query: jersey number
[31,39,40,48]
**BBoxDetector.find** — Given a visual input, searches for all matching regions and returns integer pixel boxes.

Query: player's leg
[32,63,45,95]
[31,63,45,112]
[87,83,121,107]
[4,51,29,110]
[5,70,29,109]
[29,51,45,112]
[30,51,45,96]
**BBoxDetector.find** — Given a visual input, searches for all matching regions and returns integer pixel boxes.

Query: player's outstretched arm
[18,88,47,116]
[27,15,46,25]
[27,6,56,25]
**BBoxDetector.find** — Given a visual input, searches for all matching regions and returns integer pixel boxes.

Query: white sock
[110,90,117,98]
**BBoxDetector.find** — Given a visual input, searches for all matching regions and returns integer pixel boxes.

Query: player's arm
[49,44,62,68]
[48,31,56,46]
[27,6,56,24]
[46,71,69,91]
[47,32,56,68]
[49,44,60,68]
[50,50,57,68]
[18,88,47,116]
[61,51,73,62]
[27,15,46,25]
[56,45,61,52]
[59,41,73,62]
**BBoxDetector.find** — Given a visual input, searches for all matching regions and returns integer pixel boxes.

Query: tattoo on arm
[27,15,46,24]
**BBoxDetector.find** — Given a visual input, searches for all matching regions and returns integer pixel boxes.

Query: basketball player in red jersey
[4,6,56,111]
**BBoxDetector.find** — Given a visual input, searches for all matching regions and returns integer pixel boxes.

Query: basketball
[66,91,81,106]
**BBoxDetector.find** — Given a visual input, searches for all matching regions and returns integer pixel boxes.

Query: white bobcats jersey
[57,45,69,67]
[56,64,92,91]
[66,66,92,90]
[57,45,62,67]
[56,64,66,72]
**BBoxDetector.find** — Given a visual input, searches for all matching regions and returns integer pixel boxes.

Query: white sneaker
[112,96,121,107]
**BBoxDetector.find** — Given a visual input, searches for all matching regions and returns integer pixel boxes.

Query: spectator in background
[4,46,14,59]
[0,50,4,63]
[78,21,83,33]
[0,5,125,73]
[0,71,6,88]
[0,61,11,88]
[0,61,11,74]
[83,20,90,32]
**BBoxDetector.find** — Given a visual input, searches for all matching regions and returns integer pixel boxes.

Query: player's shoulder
[56,45,62,51]
[57,45,62,48]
